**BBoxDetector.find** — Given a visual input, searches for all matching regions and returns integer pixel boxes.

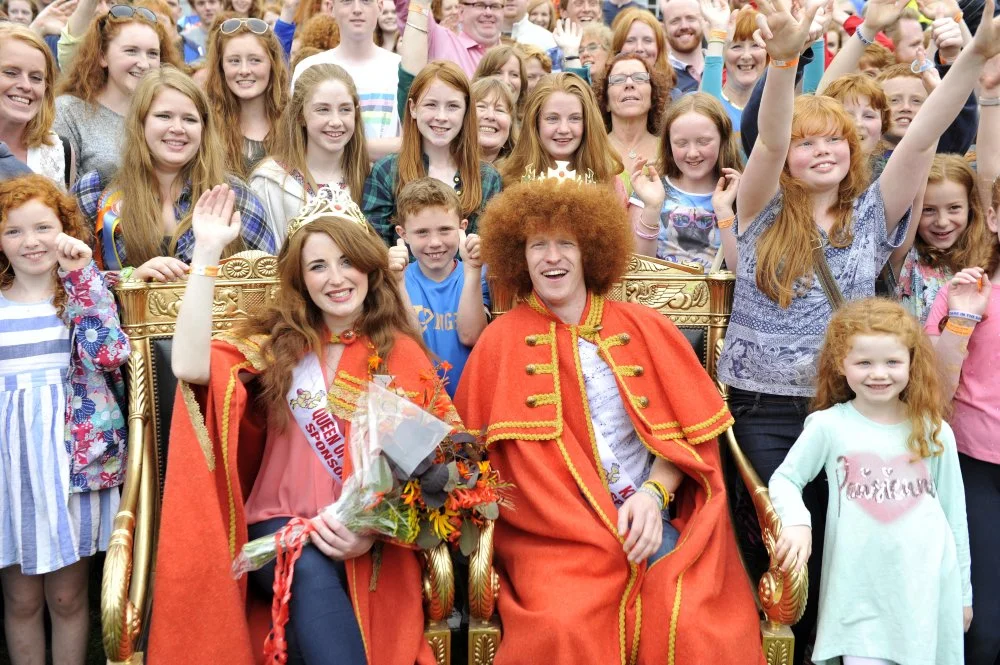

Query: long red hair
[235,216,424,430]
[813,298,944,459]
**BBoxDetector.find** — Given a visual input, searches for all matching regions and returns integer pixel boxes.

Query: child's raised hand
[630,158,666,209]
[388,238,409,283]
[774,524,812,573]
[711,168,741,217]
[963,606,973,632]
[859,0,908,32]
[914,47,942,93]
[754,0,823,61]
[54,232,93,272]
[192,184,241,253]
[970,0,1000,61]
[553,19,583,58]
[459,229,483,271]
[699,0,731,31]
[947,267,992,318]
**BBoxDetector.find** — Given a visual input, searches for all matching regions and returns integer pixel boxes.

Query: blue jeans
[247,517,367,665]
[649,515,681,565]
[724,388,827,665]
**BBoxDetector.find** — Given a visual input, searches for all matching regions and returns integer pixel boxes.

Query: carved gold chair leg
[102,351,149,664]
[468,520,500,665]
[423,542,455,665]
[722,427,808,665]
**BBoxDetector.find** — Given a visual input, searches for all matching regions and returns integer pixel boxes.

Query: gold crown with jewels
[521,160,596,184]
[285,186,373,240]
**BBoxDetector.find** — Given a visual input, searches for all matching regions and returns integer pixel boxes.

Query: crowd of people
[0,0,998,660]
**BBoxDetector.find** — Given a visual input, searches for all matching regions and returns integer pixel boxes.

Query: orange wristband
[770,56,799,69]
[953,10,963,22]
[717,215,736,229]
[945,319,974,336]
[191,264,220,277]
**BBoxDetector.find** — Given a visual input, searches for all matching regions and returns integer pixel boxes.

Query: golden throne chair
[478,255,807,665]
[101,250,457,665]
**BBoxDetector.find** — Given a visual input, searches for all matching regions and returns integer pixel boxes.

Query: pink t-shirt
[925,284,1000,464]
[395,0,486,77]
[244,407,346,524]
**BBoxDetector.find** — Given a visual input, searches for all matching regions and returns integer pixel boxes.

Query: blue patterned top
[717,180,910,397]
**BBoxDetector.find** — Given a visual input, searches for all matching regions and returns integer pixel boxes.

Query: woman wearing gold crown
[148,184,458,664]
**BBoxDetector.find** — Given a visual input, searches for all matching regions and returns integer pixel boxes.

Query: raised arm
[736,0,820,227]
[456,231,488,346]
[816,0,908,93]
[698,0,731,97]
[975,55,1000,210]
[172,185,243,385]
[880,1,1000,234]
[400,0,431,75]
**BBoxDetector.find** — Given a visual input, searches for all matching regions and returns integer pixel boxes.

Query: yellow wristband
[191,264,220,277]
[642,480,671,510]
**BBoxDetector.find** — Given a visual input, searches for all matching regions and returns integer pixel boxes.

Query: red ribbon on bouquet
[263,517,316,664]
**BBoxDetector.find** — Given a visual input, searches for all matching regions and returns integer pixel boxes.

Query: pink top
[395,0,486,77]
[244,406,346,524]
[925,284,1000,464]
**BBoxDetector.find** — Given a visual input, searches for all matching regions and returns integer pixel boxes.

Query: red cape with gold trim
[454,294,765,665]
[148,332,447,665]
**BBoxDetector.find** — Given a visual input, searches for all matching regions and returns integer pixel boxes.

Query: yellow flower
[402,480,421,506]
[429,506,459,540]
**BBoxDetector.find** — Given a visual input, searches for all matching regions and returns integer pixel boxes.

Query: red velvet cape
[454,294,765,665]
[148,333,443,664]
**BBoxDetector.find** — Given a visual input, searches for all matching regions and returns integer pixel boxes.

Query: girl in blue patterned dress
[0,174,130,664]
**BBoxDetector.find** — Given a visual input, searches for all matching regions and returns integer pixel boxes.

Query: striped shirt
[291,47,402,141]
[0,295,70,376]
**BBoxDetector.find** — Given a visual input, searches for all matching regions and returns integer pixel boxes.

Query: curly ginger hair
[478,180,634,298]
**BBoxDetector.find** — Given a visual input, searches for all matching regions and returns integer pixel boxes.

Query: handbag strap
[812,240,845,310]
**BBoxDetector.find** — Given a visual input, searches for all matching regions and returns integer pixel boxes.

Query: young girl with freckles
[54,5,181,179]
[769,297,972,665]
[0,175,129,665]
[203,14,289,177]
[718,0,1000,660]
[250,63,370,245]
[924,164,1000,665]
[363,62,501,246]
[627,92,742,271]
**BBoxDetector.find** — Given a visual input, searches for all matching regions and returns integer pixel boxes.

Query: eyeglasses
[335,0,377,6]
[462,1,503,12]
[607,71,651,86]
[220,17,269,34]
[581,42,605,54]
[106,4,158,23]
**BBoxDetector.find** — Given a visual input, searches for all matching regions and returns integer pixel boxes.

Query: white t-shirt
[512,14,556,50]
[292,46,401,140]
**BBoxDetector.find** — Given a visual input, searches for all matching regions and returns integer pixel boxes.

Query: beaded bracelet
[945,319,975,336]
[948,310,983,323]
[637,486,663,508]
[717,215,736,229]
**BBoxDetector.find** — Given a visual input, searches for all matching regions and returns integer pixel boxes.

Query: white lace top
[26,132,67,188]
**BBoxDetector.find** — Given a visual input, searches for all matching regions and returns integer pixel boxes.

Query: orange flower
[401,481,421,506]
[367,354,382,373]
[438,360,453,373]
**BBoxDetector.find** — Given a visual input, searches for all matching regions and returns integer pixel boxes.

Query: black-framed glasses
[461,1,503,12]
[607,71,651,86]
[220,17,270,34]
[106,4,158,23]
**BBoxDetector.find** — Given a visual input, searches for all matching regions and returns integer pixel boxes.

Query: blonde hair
[471,76,518,160]
[271,63,370,205]
[0,25,57,149]
[203,15,289,177]
[112,67,241,266]
[500,73,623,187]
[474,45,528,114]
[57,13,181,104]
[755,96,870,307]
[525,0,555,31]
[514,42,552,73]
[814,298,944,459]
[400,62,484,220]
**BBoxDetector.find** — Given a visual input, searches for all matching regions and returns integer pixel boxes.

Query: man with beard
[660,0,705,94]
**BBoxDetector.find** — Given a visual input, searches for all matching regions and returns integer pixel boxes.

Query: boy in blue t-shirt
[388,178,489,396]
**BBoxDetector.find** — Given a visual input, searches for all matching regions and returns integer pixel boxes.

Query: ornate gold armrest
[468,520,500,665]
[102,351,157,664]
[423,543,455,665]
[723,426,808,665]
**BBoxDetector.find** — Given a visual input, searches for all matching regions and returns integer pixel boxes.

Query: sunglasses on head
[220,17,269,34]
[106,4,158,23]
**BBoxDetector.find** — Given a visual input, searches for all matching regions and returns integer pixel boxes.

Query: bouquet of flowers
[232,375,510,576]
